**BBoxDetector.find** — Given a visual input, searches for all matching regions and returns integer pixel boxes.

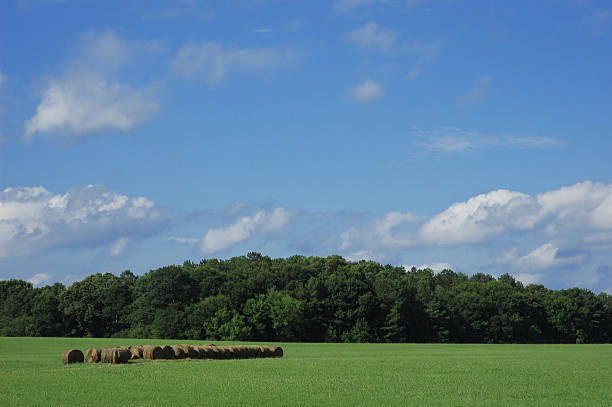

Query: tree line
[1,253,611,343]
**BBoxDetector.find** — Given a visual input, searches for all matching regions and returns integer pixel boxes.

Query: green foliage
[1,253,611,343]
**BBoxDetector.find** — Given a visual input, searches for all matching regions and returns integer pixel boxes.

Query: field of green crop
[1,337,611,406]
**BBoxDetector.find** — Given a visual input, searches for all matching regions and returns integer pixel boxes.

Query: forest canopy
[1,253,610,343]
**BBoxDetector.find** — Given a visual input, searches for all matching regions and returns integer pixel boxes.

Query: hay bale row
[79,344,283,364]
[62,349,84,364]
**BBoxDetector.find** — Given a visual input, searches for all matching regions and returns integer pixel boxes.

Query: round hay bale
[86,348,102,363]
[172,345,186,359]
[128,346,143,360]
[231,346,246,359]
[100,348,130,364]
[117,348,131,363]
[218,347,232,359]
[206,346,220,359]
[186,345,200,359]
[225,347,236,359]
[270,346,283,358]
[143,345,164,360]
[177,344,194,358]
[250,346,263,358]
[62,349,84,364]
[261,346,274,358]
[161,345,175,360]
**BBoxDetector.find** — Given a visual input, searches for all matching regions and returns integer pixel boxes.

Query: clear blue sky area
[1,0,611,292]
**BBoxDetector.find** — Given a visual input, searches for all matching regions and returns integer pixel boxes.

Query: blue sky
[1,0,612,292]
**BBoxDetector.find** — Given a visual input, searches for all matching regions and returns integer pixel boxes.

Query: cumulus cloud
[28,272,52,286]
[340,181,612,253]
[335,181,612,289]
[344,22,396,51]
[419,181,612,245]
[0,185,164,257]
[25,30,160,138]
[412,127,565,154]
[499,243,585,271]
[25,73,158,137]
[457,76,490,105]
[348,80,383,102]
[199,207,290,254]
[419,189,535,245]
[171,42,296,86]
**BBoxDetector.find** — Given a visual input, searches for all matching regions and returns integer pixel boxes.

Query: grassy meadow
[1,337,611,406]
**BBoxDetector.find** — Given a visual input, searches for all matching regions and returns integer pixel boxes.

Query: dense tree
[1,254,610,343]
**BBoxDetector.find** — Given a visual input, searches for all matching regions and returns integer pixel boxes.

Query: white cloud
[457,76,490,105]
[412,127,565,154]
[340,181,612,253]
[348,80,383,102]
[344,22,396,51]
[499,243,585,271]
[200,207,290,254]
[419,182,612,246]
[340,211,416,250]
[25,73,158,137]
[404,262,453,272]
[0,185,164,257]
[25,30,160,138]
[171,42,295,86]
[0,70,5,87]
[109,237,130,257]
[513,272,542,285]
[28,272,52,286]
[419,189,535,245]
[167,236,200,244]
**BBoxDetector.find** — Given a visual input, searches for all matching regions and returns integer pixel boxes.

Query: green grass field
[1,338,610,406]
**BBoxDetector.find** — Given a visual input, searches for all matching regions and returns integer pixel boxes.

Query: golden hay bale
[62,349,84,364]
[225,347,237,359]
[86,348,102,363]
[128,346,143,360]
[218,347,232,359]
[160,345,175,360]
[183,345,200,359]
[230,346,245,359]
[206,346,220,359]
[250,346,264,358]
[177,344,194,358]
[261,346,274,358]
[185,345,200,359]
[100,348,130,364]
[171,345,186,359]
[143,345,164,360]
